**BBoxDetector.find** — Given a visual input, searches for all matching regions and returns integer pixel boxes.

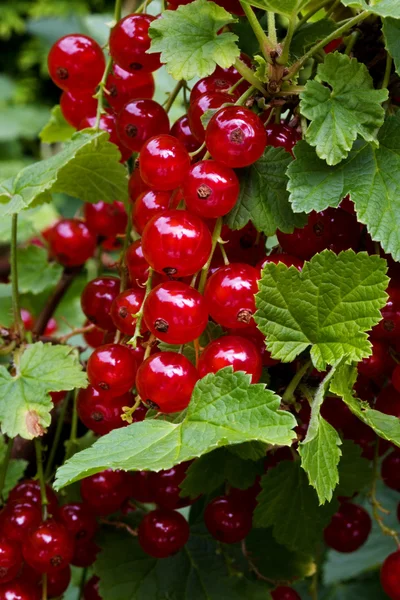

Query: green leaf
[148,0,240,81]
[341,0,400,18]
[180,448,262,498]
[227,440,267,461]
[245,528,316,582]
[331,363,400,447]
[287,114,400,261]
[255,250,388,370]
[300,53,387,165]
[0,131,128,217]
[39,105,75,143]
[383,18,400,76]
[225,146,306,236]
[54,368,296,489]
[321,573,392,599]
[0,342,88,439]
[291,19,337,59]
[17,245,62,294]
[254,460,338,555]
[336,440,372,498]
[0,437,27,499]
[299,362,343,504]
[241,0,308,17]
[158,322,224,365]
[254,55,268,82]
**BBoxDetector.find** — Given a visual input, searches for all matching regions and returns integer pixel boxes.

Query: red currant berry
[83,324,112,348]
[205,106,266,168]
[71,538,100,567]
[59,502,98,542]
[214,0,244,15]
[182,160,239,218]
[376,384,400,417]
[133,189,174,235]
[116,99,169,152]
[109,14,161,73]
[228,479,261,513]
[371,285,400,341]
[8,480,59,516]
[0,581,41,600]
[126,240,150,286]
[87,343,137,397]
[46,566,71,598]
[0,539,22,583]
[190,74,237,103]
[44,317,58,336]
[139,135,191,191]
[136,351,198,413]
[204,495,252,543]
[357,340,394,382]
[143,281,208,344]
[81,277,120,332]
[170,115,201,154]
[129,471,154,503]
[323,502,371,552]
[60,90,97,128]
[0,502,41,544]
[271,586,301,600]
[382,450,400,490]
[47,219,96,267]
[128,168,149,202]
[204,263,259,329]
[257,253,303,273]
[142,210,212,277]
[20,308,34,331]
[220,222,265,266]
[106,64,155,112]
[324,37,343,53]
[110,288,146,336]
[80,469,131,516]
[198,335,262,383]
[84,576,102,600]
[188,91,235,143]
[214,53,252,83]
[381,550,400,600]
[48,35,105,91]
[138,508,189,558]
[148,462,193,509]
[393,364,400,393]
[264,122,301,154]
[23,520,74,573]
[79,114,132,162]
[84,201,127,238]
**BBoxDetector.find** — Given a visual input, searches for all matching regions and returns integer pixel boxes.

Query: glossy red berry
[126,240,150,286]
[324,502,371,552]
[371,285,400,341]
[357,340,394,382]
[83,324,111,348]
[205,106,266,168]
[128,168,149,202]
[381,550,400,600]
[87,343,137,396]
[220,222,265,266]
[190,74,237,103]
[376,384,400,417]
[129,471,154,503]
[170,115,201,153]
[59,502,98,542]
[8,480,59,516]
[84,576,102,600]
[46,566,71,598]
[106,64,155,112]
[47,219,96,267]
[48,34,105,91]
[143,281,208,344]
[44,317,58,336]
[271,587,301,600]
[138,508,189,558]
[0,581,41,600]
[60,90,97,128]
[0,539,22,583]
[139,135,191,191]
[71,538,100,567]
[142,210,212,277]
[79,114,132,162]
[0,502,42,544]
[20,308,34,331]
[110,288,146,336]
[204,496,252,544]
[204,263,259,329]
[324,37,343,53]
[393,364,400,393]
[148,462,193,509]
[116,99,169,152]
[188,91,235,142]
[214,0,244,15]
[109,14,161,73]
[78,386,134,434]
[136,351,198,412]
[81,277,120,331]
[257,253,303,273]
[381,450,400,491]
[23,520,74,573]
[133,189,174,235]
[264,122,301,154]
[84,201,127,238]
[198,335,262,383]
[80,469,131,516]
[182,160,239,218]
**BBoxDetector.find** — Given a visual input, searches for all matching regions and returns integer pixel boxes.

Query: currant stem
[65,390,79,461]
[267,12,277,46]
[370,439,400,548]
[11,214,24,340]
[282,359,312,403]
[239,1,274,62]
[44,393,70,481]
[277,10,297,65]
[234,58,268,96]
[42,574,47,600]
[34,438,49,521]
[344,31,359,56]
[0,437,13,504]
[382,54,393,90]
[120,202,133,293]
[236,85,256,106]
[128,268,153,348]
[122,395,142,424]
[78,568,88,600]
[296,0,333,30]
[283,11,370,81]
[198,217,223,295]
[163,80,184,113]
[218,241,230,265]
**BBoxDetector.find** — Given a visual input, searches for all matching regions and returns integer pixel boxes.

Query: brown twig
[100,518,138,537]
